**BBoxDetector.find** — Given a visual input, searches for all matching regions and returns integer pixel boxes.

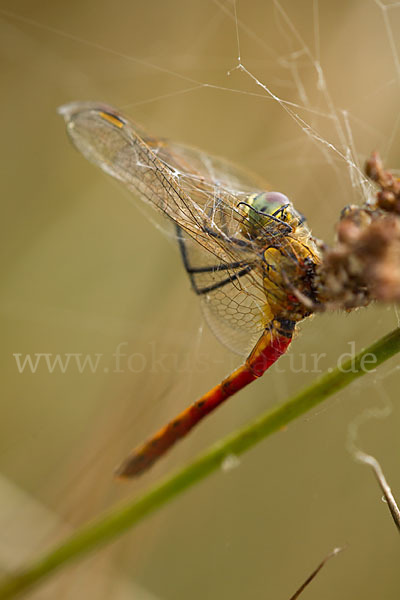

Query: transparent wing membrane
[176,226,268,355]
[59,102,316,354]
[60,102,261,266]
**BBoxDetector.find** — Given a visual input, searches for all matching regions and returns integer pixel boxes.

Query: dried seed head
[365,152,400,214]
[314,154,400,309]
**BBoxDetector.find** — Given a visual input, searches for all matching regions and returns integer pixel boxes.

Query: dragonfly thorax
[243,193,322,324]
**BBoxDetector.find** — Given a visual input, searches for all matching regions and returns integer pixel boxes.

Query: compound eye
[264,192,290,206]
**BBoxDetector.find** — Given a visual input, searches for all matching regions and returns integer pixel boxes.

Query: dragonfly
[59,102,322,477]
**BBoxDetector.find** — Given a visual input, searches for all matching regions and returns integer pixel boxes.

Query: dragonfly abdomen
[115,320,294,478]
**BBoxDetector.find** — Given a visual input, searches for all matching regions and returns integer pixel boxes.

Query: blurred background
[1,1,400,598]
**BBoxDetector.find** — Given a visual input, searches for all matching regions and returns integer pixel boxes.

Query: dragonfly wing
[176,226,271,356]
[154,139,268,197]
[59,103,278,354]
[59,102,262,269]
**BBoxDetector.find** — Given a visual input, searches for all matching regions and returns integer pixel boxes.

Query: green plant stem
[1,327,400,599]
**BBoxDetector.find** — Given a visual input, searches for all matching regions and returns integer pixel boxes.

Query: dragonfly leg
[115,319,295,478]
[176,225,254,294]
[189,266,253,295]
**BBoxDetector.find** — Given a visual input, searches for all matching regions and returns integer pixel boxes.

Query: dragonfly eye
[237,191,311,241]
[247,192,291,217]
[263,192,290,206]
[256,192,308,232]
[237,199,293,235]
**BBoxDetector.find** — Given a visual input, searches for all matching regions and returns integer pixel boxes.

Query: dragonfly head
[238,192,307,239]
